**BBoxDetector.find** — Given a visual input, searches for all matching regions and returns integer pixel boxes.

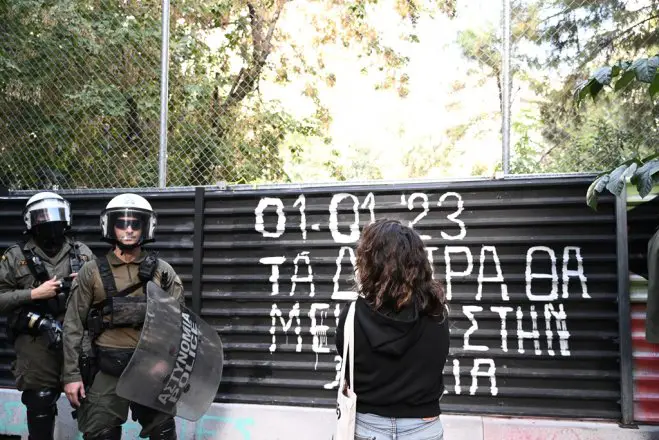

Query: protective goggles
[114,218,143,230]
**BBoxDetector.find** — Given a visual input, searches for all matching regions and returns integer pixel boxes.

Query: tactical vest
[19,241,86,317]
[86,252,163,339]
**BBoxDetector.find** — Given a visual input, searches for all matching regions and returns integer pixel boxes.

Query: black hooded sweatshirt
[335,296,450,418]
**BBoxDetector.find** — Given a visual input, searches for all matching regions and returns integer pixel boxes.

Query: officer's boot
[131,403,177,440]
[21,389,59,440]
[84,426,122,440]
[148,418,177,440]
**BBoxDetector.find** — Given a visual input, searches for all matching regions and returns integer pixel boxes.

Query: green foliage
[576,56,659,101]
[0,0,456,189]
[510,115,543,175]
[587,154,659,209]
[469,0,659,184]
[403,142,454,177]
[573,51,659,209]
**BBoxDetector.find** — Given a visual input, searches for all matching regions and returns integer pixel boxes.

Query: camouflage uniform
[62,249,184,440]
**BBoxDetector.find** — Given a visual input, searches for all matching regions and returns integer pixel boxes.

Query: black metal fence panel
[0,176,620,420]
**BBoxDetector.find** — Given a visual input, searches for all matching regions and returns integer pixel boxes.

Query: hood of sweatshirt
[355,297,425,357]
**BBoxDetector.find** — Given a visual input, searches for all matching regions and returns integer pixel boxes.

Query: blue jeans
[354,412,444,440]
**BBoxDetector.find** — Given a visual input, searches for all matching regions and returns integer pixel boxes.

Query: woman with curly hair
[336,219,450,440]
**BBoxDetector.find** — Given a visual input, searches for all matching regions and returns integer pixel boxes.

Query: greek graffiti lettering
[269,303,301,353]
[477,245,509,301]
[252,191,591,399]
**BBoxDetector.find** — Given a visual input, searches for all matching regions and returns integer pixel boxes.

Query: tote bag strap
[338,301,357,396]
[347,301,356,390]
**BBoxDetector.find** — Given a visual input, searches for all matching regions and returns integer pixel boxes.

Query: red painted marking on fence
[632,303,659,423]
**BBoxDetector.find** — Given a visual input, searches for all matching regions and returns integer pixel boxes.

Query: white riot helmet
[23,192,71,231]
[100,193,157,249]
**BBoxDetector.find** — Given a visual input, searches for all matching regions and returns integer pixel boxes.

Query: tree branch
[262,0,286,61]
[211,0,289,142]
[539,143,562,163]
[221,0,287,108]
[602,14,659,46]
[247,3,264,62]
[540,7,576,24]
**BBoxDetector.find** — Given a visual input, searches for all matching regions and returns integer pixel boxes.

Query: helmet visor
[25,198,71,229]
[30,207,68,226]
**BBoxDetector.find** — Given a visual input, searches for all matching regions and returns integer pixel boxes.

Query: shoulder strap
[347,302,356,390]
[115,282,144,298]
[69,242,84,274]
[338,301,356,395]
[98,255,118,297]
[19,243,50,284]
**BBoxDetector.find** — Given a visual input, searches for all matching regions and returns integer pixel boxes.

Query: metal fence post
[158,0,171,188]
[616,191,635,425]
[191,186,205,315]
[501,0,512,175]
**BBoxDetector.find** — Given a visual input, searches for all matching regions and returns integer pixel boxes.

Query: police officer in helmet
[0,192,95,440]
[62,193,183,440]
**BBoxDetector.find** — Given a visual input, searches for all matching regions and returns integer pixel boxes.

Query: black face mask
[32,222,67,256]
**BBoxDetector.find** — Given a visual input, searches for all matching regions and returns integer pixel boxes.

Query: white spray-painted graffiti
[254,191,591,396]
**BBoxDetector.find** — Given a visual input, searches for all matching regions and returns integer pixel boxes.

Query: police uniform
[0,237,94,438]
[62,249,184,440]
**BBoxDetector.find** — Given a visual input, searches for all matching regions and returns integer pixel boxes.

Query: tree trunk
[191,1,287,185]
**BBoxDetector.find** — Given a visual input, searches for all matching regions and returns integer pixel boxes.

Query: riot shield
[116,282,224,421]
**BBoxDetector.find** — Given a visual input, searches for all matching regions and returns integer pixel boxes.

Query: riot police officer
[0,191,95,440]
[62,193,183,440]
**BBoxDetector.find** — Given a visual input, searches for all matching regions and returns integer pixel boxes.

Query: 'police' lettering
[157,311,199,406]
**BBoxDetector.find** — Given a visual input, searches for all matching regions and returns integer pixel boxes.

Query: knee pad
[21,389,60,411]
[148,418,176,440]
[21,389,60,440]
[84,426,122,440]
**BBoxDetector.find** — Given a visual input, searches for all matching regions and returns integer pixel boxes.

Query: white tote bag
[334,301,357,440]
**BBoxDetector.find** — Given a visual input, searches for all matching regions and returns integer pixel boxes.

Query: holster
[79,348,98,392]
[72,341,99,421]
[96,347,134,378]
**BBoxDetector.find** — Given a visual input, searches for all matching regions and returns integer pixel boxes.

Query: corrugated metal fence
[0,176,625,421]
[627,185,659,424]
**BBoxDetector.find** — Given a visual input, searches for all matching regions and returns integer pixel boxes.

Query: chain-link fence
[508,0,659,175]
[0,1,163,190]
[1,0,657,191]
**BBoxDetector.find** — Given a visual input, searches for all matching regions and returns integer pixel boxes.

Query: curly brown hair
[355,218,447,318]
